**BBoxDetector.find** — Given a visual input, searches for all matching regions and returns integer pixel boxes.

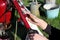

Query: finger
[26,17,34,24]
[26,14,37,23]
[27,13,40,23]
[26,17,38,25]
[33,34,48,40]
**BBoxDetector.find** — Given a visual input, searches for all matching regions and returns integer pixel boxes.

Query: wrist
[37,19,48,30]
[38,23,48,30]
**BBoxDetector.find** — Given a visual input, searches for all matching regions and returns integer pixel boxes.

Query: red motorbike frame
[0,0,31,30]
[12,0,30,29]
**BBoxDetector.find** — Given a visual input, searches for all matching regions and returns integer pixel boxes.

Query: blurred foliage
[23,0,29,6]
[23,0,60,5]
[56,0,60,5]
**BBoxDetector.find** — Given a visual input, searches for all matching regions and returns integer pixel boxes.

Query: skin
[26,13,49,40]
[26,13,48,30]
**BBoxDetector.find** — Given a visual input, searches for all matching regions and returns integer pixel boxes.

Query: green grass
[41,12,60,30]
[40,12,60,38]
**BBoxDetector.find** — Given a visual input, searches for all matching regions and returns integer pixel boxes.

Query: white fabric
[26,17,43,36]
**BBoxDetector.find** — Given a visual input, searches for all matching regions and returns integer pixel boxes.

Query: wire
[14,21,18,40]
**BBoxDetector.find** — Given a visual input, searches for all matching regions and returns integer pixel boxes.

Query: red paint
[12,0,30,29]
[5,11,12,24]
[0,11,12,24]
[0,0,11,24]
[0,0,7,17]
[0,0,30,29]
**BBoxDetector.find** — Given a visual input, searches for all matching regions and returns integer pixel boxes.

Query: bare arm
[26,13,48,30]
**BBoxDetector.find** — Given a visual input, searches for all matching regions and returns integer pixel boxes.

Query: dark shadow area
[26,6,30,11]
[6,8,28,40]
[39,6,46,17]
[37,0,47,18]
[6,7,16,40]
[38,2,47,18]
[17,22,28,40]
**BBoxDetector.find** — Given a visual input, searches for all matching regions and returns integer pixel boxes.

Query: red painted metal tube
[12,0,30,29]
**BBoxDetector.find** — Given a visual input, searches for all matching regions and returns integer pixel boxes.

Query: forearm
[37,19,48,30]
[36,19,52,35]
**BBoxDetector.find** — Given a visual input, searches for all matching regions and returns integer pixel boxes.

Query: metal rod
[12,0,30,29]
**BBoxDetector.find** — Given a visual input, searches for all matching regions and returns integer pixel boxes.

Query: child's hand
[26,13,48,30]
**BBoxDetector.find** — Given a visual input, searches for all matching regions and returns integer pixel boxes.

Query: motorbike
[0,0,43,40]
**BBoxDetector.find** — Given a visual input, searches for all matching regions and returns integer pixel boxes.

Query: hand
[26,13,48,30]
[28,33,48,40]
